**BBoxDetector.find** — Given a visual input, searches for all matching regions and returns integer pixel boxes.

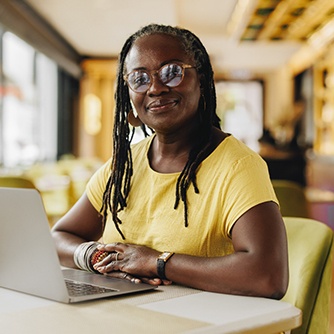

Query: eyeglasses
[124,63,196,94]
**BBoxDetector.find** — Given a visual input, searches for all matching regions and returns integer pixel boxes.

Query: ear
[130,100,138,118]
[128,109,143,127]
[128,99,142,127]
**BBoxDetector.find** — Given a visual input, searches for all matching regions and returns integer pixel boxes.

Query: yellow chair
[0,176,35,189]
[282,217,333,334]
[272,180,309,218]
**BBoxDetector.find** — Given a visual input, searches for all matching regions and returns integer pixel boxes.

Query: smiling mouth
[147,99,178,112]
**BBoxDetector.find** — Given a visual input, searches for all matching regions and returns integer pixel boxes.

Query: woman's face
[124,34,201,134]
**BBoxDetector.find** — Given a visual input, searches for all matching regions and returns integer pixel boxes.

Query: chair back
[282,217,333,334]
[0,176,35,189]
[272,180,309,218]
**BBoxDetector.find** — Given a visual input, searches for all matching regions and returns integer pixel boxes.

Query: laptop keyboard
[65,279,117,297]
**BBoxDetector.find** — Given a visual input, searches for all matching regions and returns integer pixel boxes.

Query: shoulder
[213,134,264,166]
[85,159,112,211]
[202,134,270,188]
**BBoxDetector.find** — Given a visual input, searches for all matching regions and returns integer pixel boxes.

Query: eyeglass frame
[123,63,196,94]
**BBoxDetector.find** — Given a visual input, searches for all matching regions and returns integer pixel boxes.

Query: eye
[129,71,150,89]
[160,64,183,86]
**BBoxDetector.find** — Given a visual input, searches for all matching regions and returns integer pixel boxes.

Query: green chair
[272,180,309,218]
[0,176,35,189]
[282,217,333,334]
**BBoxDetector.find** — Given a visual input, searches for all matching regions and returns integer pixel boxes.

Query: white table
[0,285,302,333]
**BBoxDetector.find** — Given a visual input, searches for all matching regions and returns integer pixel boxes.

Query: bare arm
[165,201,288,298]
[51,193,103,268]
[95,201,289,299]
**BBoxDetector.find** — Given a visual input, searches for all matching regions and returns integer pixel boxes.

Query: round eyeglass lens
[160,64,183,87]
[128,71,150,93]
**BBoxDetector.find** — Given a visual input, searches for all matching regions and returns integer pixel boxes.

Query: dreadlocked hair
[100,24,220,239]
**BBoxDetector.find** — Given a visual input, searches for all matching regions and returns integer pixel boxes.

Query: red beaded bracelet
[91,250,109,266]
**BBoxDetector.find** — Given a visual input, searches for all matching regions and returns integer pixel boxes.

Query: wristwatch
[157,252,174,280]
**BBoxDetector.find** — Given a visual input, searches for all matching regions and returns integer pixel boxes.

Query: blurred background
[0,0,333,228]
[0,1,333,331]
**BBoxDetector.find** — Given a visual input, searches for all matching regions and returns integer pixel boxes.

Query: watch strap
[157,252,174,280]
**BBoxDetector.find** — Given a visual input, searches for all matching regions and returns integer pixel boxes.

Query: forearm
[51,193,104,269]
[94,242,287,299]
[163,252,287,299]
[52,230,89,268]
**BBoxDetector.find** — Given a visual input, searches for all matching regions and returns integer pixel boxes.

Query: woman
[52,24,288,299]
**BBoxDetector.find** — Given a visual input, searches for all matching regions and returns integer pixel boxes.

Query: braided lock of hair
[100,24,220,239]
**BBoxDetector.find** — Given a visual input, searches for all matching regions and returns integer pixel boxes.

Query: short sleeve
[222,154,278,237]
[86,159,112,212]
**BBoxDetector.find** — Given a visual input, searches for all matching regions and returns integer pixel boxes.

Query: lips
[147,98,178,112]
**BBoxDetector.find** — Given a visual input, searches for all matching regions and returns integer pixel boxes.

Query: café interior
[0,0,333,332]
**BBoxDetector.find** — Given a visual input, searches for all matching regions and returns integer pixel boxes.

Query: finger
[141,277,162,285]
[104,271,141,284]
[140,277,173,286]
[97,242,125,253]
[94,251,121,269]
[95,250,128,273]
[94,252,113,267]
[94,260,116,273]
[162,279,173,285]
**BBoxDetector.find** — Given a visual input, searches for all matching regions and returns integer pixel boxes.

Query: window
[0,31,58,168]
[216,80,263,152]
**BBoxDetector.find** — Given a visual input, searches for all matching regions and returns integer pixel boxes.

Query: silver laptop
[0,187,157,303]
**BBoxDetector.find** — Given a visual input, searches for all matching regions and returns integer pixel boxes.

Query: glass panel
[1,32,57,168]
[216,81,263,152]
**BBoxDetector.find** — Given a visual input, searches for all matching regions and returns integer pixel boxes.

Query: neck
[149,124,203,173]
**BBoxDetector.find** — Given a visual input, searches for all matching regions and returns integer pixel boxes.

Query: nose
[147,73,170,95]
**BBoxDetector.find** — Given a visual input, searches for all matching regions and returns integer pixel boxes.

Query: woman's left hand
[93,242,172,286]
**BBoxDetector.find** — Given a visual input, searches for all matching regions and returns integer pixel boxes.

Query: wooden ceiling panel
[286,0,334,40]
[240,0,334,42]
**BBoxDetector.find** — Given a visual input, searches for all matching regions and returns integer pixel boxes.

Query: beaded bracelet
[91,250,109,266]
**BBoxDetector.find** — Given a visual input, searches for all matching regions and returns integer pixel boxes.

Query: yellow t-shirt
[86,135,278,257]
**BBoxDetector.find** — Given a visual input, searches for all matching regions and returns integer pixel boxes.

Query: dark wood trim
[0,0,82,77]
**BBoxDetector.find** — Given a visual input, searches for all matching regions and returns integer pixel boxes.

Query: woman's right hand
[92,243,173,286]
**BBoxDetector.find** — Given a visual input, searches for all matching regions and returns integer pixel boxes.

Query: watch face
[160,252,170,260]
[159,252,174,262]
